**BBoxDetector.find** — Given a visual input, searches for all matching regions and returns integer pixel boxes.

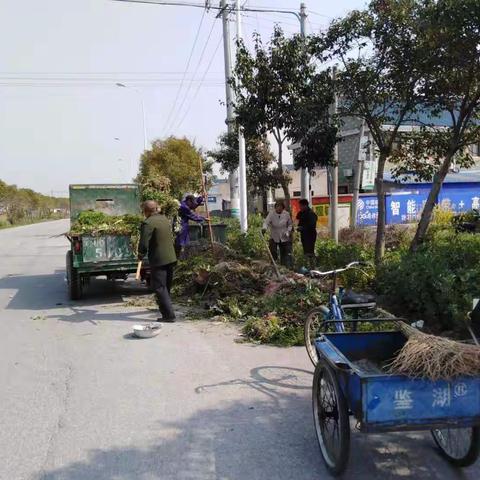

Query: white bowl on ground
[132,323,161,338]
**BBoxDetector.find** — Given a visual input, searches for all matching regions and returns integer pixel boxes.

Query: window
[338,185,349,195]
[293,191,301,197]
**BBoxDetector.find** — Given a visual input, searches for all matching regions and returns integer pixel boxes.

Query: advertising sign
[356,196,378,226]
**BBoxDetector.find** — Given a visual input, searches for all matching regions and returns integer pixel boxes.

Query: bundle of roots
[389,322,480,381]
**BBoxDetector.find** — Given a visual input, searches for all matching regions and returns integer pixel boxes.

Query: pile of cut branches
[173,247,327,346]
[70,211,143,236]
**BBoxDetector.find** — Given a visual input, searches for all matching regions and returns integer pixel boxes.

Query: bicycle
[303,261,377,366]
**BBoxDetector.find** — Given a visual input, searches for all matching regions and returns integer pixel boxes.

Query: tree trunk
[261,190,268,215]
[277,139,291,210]
[410,153,454,252]
[374,152,388,267]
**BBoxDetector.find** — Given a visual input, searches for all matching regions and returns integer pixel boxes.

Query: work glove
[261,228,267,235]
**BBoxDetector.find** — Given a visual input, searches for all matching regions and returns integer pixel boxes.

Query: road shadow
[33,373,478,480]
[0,271,152,311]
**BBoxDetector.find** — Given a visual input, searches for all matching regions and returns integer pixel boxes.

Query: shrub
[225,215,268,259]
[315,238,374,290]
[378,230,480,334]
[0,218,10,229]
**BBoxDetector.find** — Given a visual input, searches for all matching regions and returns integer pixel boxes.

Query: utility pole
[236,0,248,232]
[350,120,365,228]
[330,66,339,242]
[219,0,239,219]
[299,2,310,203]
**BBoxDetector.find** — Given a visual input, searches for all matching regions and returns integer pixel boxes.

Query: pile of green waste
[172,249,328,346]
[70,211,143,236]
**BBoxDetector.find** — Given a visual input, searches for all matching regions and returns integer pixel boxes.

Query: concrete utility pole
[236,0,248,232]
[350,120,365,228]
[330,66,339,243]
[299,2,310,203]
[219,0,240,219]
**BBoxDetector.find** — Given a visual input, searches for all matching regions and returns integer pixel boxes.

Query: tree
[0,178,68,225]
[393,0,480,251]
[208,132,282,213]
[137,136,210,199]
[317,0,426,265]
[232,28,319,207]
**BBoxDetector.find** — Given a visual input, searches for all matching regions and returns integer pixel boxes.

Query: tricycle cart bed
[312,331,480,475]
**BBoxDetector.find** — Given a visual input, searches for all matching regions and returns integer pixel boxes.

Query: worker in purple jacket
[175,194,207,256]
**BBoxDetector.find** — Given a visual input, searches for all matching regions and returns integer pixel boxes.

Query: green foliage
[70,211,143,236]
[243,316,303,347]
[139,173,179,218]
[0,178,68,226]
[225,215,268,259]
[232,28,334,203]
[378,230,480,333]
[208,132,283,205]
[316,238,374,290]
[137,137,210,199]
[450,209,480,233]
[235,280,326,346]
[431,205,456,227]
[318,0,428,263]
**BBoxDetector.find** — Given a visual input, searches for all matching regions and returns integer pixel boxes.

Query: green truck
[66,184,141,300]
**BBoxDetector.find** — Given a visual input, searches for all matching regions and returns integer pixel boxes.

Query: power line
[161,7,207,134]
[166,15,219,133]
[175,34,223,130]
[308,10,334,19]
[242,12,299,29]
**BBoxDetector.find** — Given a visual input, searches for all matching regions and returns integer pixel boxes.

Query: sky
[0,0,365,195]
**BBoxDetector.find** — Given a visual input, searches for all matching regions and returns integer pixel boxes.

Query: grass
[0,214,67,230]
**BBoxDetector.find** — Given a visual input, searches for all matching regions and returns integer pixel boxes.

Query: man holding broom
[138,200,177,323]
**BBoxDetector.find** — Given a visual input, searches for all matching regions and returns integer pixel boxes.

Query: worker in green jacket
[138,200,177,322]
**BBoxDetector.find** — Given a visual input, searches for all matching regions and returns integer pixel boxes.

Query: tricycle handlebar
[308,261,369,278]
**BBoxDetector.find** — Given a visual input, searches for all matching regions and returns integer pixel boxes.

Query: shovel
[261,234,282,280]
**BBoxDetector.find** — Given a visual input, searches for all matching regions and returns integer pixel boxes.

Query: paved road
[0,220,478,480]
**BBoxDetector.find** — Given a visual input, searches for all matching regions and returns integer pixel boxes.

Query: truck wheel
[66,251,82,300]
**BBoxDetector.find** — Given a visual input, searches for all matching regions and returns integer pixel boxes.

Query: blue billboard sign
[356,196,379,226]
[357,184,480,227]
[386,192,427,224]
[439,186,480,213]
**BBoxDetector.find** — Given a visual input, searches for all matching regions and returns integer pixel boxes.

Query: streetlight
[116,83,148,151]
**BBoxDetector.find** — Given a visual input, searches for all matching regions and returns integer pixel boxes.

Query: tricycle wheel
[431,427,480,467]
[312,360,350,476]
[66,251,82,300]
[305,306,330,366]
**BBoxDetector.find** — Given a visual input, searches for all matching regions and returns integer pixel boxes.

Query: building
[337,113,480,195]
[273,165,329,200]
[204,178,230,213]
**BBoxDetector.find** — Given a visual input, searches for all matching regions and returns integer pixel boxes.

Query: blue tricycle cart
[312,322,480,476]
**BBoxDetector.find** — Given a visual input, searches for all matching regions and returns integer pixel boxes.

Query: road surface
[0,220,478,480]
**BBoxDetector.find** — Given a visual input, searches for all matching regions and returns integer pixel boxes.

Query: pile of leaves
[70,211,143,236]
[173,244,327,346]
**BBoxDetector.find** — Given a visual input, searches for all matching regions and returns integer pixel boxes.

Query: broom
[388,321,480,381]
